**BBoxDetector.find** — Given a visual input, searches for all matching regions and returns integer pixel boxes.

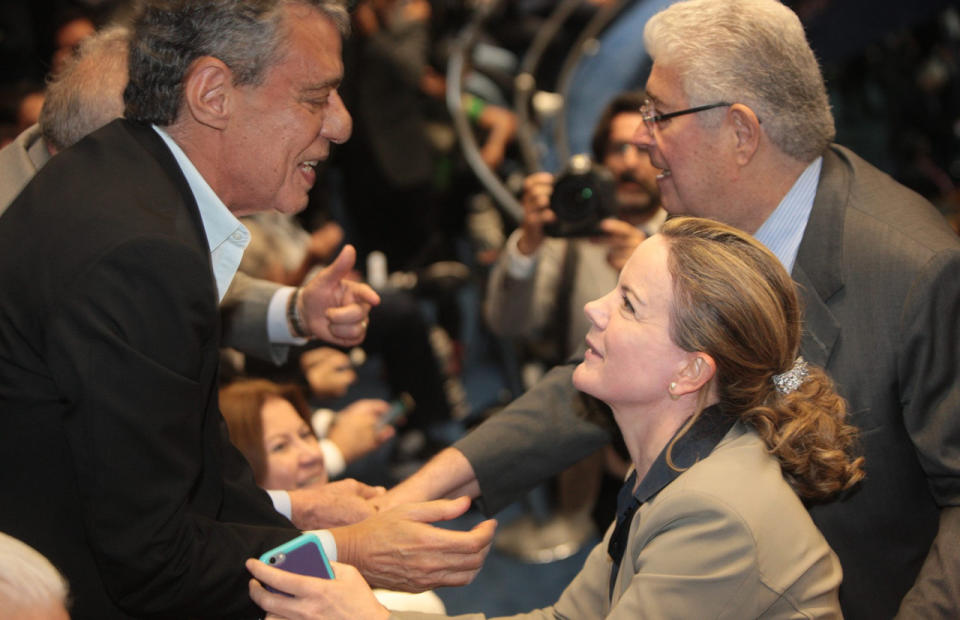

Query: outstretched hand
[299,245,380,347]
[332,496,496,592]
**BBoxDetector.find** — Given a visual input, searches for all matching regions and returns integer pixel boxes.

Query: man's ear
[727,103,761,166]
[671,352,716,397]
[181,56,233,130]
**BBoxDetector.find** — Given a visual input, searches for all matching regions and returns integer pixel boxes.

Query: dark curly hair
[124,0,349,125]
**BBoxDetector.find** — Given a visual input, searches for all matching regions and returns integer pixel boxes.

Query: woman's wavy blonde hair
[662,217,863,500]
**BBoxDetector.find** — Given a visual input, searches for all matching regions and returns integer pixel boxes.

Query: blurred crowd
[0,0,958,617]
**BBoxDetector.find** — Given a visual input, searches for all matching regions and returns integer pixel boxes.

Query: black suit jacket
[0,119,298,619]
[457,145,960,619]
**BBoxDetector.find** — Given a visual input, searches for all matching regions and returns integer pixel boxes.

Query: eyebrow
[302,77,341,92]
[645,89,664,106]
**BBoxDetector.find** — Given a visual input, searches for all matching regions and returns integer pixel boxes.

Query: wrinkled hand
[327,399,396,463]
[517,172,556,255]
[289,479,386,530]
[248,559,390,620]
[299,347,356,399]
[595,217,646,272]
[300,245,380,347]
[332,496,496,592]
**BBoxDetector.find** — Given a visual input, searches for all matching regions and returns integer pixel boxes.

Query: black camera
[545,154,616,237]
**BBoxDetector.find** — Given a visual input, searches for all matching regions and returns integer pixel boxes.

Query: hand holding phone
[258,533,334,595]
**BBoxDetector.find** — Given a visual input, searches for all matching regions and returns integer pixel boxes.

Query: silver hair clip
[772,357,809,394]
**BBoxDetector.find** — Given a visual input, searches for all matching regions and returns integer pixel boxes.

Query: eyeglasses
[640,99,731,132]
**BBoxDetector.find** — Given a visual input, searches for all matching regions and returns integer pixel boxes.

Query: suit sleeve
[46,237,297,618]
[896,248,960,618]
[221,270,289,364]
[455,364,613,515]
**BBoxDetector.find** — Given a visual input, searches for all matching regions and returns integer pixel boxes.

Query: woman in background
[220,378,446,614]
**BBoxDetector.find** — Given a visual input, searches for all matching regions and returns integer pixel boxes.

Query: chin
[274,199,309,215]
[571,362,597,397]
[616,194,653,213]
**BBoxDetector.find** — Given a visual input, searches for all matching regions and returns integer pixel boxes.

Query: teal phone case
[259,533,334,591]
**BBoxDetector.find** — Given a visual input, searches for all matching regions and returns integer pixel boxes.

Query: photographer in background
[482,92,664,561]
[485,91,664,367]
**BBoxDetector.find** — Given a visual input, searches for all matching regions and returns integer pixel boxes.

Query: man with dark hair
[381,1,960,618]
[0,1,494,617]
[0,21,392,533]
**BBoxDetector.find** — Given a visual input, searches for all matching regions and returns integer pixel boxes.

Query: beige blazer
[395,423,842,620]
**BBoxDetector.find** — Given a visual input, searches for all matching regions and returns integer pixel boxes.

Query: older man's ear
[181,56,233,130]
[728,103,762,167]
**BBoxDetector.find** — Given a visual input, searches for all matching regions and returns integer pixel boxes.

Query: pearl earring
[669,382,680,400]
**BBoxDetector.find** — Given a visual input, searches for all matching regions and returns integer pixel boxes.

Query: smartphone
[258,533,334,595]
[378,392,414,429]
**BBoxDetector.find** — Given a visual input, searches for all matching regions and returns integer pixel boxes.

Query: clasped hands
[250,497,497,619]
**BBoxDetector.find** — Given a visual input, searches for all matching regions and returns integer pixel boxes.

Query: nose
[583,293,610,330]
[297,437,325,469]
[322,90,352,144]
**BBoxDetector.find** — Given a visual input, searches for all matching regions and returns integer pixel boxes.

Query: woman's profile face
[259,395,327,490]
[573,234,690,411]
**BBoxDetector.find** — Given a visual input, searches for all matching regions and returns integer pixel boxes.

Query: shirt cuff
[266,489,292,519]
[306,529,338,562]
[267,286,309,345]
[320,438,347,479]
[504,229,538,280]
[311,408,336,438]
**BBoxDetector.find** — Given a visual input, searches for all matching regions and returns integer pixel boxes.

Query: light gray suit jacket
[484,232,617,362]
[0,125,288,364]
[397,424,842,620]
[456,145,960,619]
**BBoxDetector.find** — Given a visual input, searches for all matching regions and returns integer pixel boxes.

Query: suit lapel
[791,264,838,368]
[121,120,211,258]
[793,146,851,368]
